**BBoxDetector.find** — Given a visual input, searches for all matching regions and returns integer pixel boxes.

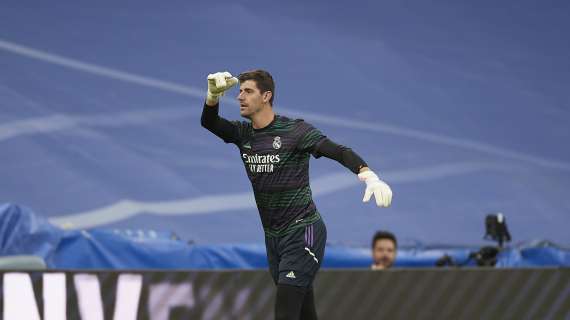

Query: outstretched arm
[313,139,368,174]
[314,139,393,207]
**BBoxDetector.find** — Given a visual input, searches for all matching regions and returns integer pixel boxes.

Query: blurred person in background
[371,230,397,270]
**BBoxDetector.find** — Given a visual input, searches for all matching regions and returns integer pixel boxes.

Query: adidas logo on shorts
[286,271,296,279]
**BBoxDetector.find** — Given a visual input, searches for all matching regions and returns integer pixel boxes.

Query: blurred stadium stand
[1,0,569,257]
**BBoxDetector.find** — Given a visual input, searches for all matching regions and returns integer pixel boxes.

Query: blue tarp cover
[2,204,568,269]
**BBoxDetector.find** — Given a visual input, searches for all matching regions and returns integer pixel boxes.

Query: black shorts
[264,216,327,288]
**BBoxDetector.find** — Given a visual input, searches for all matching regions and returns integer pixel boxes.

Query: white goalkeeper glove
[358,170,393,207]
[206,71,239,105]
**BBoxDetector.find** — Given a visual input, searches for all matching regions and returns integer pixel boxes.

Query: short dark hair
[238,69,275,105]
[372,230,398,249]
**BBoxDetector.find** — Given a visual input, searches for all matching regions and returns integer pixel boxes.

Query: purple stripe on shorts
[309,225,312,247]
[311,224,315,247]
[310,224,314,247]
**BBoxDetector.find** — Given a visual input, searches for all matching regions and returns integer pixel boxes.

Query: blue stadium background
[1,0,569,253]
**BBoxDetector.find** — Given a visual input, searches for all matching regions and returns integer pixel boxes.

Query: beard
[241,112,253,120]
[239,106,250,119]
[240,104,262,119]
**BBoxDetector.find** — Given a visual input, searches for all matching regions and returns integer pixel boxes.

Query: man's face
[372,239,396,269]
[237,80,267,119]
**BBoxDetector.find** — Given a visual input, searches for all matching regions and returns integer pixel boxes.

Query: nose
[237,91,244,101]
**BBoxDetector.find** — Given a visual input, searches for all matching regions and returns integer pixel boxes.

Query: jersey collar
[253,115,278,132]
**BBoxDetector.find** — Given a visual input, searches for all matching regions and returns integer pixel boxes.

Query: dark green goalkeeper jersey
[201,104,326,233]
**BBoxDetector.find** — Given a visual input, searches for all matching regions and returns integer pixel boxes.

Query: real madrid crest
[272,136,282,149]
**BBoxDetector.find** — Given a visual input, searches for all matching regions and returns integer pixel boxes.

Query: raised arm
[200,71,241,144]
[201,103,240,144]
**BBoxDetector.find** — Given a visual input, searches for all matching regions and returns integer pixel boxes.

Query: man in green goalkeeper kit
[201,70,392,320]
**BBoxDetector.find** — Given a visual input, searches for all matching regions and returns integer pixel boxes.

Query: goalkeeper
[200,70,392,320]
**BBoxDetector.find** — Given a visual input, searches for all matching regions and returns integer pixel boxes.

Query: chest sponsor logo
[242,153,280,173]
